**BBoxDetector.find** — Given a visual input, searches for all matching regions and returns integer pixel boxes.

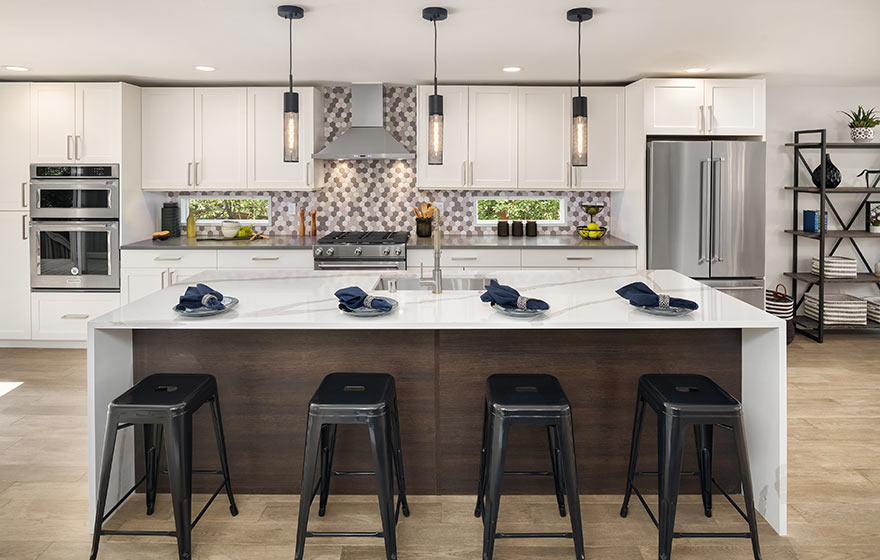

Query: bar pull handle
[61,314,90,320]
[706,105,713,133]
[160,270,167,290]
[75,135,81,160]
[566,256,593,261]
[66,135,73,160]
[187,162,192,186]
[713,157,724,263]
[22,182,28,208]
[22,214,28,240]
[153,256,183,262]
[251,256,280,261]
[698,159,710,264]
[306,162,311,186]
[469,161,474,186]
[450,256,478,261]
[461,160,466,186]
[698,106,705,134]
[194,162,200,186]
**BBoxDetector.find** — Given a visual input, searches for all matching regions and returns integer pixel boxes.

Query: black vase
[811,154,841,189]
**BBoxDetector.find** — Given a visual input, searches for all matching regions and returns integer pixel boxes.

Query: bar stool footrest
[496,532,573,539]
[307,531,384,538]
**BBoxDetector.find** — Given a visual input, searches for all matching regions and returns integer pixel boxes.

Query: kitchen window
[474,196,566,226]
[179,196,272,225]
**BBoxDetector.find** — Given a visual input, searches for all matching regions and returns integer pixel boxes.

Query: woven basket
[765,284,795,344]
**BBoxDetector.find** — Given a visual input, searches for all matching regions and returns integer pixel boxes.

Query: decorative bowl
[577,225,607,240]
[220,220,241,238]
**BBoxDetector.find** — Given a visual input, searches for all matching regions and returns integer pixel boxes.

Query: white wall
[765,84,880,296]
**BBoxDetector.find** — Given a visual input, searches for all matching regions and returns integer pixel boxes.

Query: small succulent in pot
[841,105,879,143]
[871,217,880,234]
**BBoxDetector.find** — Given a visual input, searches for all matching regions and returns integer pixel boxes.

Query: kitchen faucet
[419,209,443,293]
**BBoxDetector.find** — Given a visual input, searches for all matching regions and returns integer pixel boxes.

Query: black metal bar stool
[620,374,762,560]
[294,373,410,560]
[474,374,585,560]
[90,373,238,560]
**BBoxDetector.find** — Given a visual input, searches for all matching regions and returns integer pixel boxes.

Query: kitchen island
[88,268,786,534]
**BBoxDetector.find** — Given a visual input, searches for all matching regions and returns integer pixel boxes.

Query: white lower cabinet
[217,250,312,269]
[121,268,167,304]
[521,249,636,268]
[407,248,636,271]
[0,212,32,340]
[31,292,120,341]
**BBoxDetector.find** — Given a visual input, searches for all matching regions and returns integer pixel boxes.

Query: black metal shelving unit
[785,129,880,342]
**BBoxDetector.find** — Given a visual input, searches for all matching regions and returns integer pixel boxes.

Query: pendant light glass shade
[423,7,448,166]
[283,90,299,163]
[571,96,588,167]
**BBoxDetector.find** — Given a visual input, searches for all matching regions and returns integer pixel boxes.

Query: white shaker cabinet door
[644,79,705,135]
[0,83,30,211]
[194,88,248,190]
[517,87,570,189]
[247,87,315,190]
[142,88,195,190]
[75,83,122,163]
[572,87,625,190]
[704,79,765,136]
[121,268,168,305]
[30,83,76,163]
[416,85,469,189]
[0,212,31,340]
[468,87,518,188]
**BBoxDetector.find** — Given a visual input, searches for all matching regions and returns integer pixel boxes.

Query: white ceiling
[2,0,879,86]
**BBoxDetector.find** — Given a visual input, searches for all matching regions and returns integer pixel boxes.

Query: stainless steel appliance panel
[30,179,118,220]
[647,141,712,277]
[30,221,119,290]
[709,141,766,278]
[701,278,765,310]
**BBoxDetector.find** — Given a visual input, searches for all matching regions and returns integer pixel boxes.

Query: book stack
[811,256,858,279]
[804,293,867,325]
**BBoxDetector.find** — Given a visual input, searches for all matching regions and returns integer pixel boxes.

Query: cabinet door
[194,88,248,189]
[468,87,517,188]
[0,83,30,211]
[30,83,76,163]
[121,268,167,304]
[573,87,625,190]
[75,83,122,163]
[0,212,31,339]
[416,86,469,189]
[168,268,208,286]
[142,88,194,190]
[704,80,765,136]
[247,87,315,189]
[31,292,120,341]
[517,87,570,188]
[644,79,705,135]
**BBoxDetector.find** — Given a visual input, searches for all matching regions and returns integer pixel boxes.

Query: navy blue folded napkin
[615,282,698,310]
[480,279,549,311]
[176,283,225,311]
[335,286,393,312]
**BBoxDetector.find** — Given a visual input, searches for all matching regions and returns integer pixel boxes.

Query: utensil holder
[416,217,433,238]
[512,221,524,237]
[525,221,537,237]
[497,221,510,237]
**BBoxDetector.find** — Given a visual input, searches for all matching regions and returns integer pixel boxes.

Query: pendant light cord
[288,17,294,92]
[433,18,438,95]
[577,18,582,96]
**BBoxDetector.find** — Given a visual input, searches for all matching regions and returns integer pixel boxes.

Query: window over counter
[179,195,272,225]
[474,196,566,225]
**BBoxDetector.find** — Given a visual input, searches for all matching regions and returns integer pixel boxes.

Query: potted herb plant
[841,105,880,143]
[871,217,880,234]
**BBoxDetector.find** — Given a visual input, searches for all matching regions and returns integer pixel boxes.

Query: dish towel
[480,279,549,310]
[615,282,699,310]
[176,283,225,311]
[335,286,393,312]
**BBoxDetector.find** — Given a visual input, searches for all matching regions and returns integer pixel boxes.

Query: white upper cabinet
[468,86,518,188]
[0,83,30,210]
[31,83,121,163]
[416,86,469,189]
[517,87,570,189]
[194,88,248,189]
[643,78,765,136]
[704,79,765,135]
[247,87,320,190]
[142,88,195,190]
[573,87,625,190]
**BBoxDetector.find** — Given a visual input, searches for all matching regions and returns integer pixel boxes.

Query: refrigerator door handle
[699,159,711,264]
[713,157,725,263]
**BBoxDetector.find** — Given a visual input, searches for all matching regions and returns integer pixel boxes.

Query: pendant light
[423,7,448,166]
[567,8,593,167]
[278,5,304,163]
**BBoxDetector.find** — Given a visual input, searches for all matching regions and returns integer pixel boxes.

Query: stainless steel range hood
[313,83,415,161]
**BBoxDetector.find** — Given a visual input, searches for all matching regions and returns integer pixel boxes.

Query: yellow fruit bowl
[577,225,608,240]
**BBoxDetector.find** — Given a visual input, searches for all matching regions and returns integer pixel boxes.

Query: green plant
[872,217,880,227]
[841,106,880,129]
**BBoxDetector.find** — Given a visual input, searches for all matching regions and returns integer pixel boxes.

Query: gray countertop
[122,234,636,251]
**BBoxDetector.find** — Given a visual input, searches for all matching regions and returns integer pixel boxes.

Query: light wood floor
[0,335,877,559]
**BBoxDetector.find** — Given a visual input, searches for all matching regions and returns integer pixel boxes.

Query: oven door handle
[314,261,404,269]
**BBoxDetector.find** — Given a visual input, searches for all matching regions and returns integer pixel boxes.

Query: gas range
[313,231,409,270]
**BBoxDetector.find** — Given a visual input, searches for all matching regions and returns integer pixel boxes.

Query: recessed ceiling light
[3,65,29,72]
[194,65,216,72]
[502,66,522,72]
[685,67,707,73]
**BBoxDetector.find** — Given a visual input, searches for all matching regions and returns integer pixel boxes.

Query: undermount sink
[373,276,496,292]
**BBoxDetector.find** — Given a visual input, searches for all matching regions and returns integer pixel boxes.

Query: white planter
[871,225,880,234]
[851,127,875,143]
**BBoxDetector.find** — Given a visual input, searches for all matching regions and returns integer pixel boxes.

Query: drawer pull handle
[251,256,280,261]
[153,256,183,261]
[450,257,478,261]
[61,314,90,320]
[565,256,594,261]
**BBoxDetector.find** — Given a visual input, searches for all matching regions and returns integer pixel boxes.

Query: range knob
[354,247,363,256]
[325,247,335,256]
[314,247,323,256]
[382,247,391,256]
[394,247,402,256]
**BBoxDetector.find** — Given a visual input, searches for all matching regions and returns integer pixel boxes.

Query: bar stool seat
[620,374,762,560]
[475,374,585,560]
[295,373,409,560]
[90,373,238,560]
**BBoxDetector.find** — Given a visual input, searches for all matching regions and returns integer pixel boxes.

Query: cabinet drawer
[521,249,636,268]
[217,250,312,269]
[121,250,217,269]
[31,292,120,341]
[440,249,521,268]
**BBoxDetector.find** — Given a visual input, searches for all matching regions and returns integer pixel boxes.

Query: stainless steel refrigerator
[647,140,766,309]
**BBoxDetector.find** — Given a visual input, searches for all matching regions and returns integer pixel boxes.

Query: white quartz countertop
[91,269,781,331]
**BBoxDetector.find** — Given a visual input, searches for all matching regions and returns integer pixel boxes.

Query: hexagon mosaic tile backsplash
[167,86,611,237]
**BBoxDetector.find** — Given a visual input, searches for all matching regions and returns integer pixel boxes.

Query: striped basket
[765,284,795,344]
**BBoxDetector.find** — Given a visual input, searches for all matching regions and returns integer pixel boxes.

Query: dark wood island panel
[132,328,741,496]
